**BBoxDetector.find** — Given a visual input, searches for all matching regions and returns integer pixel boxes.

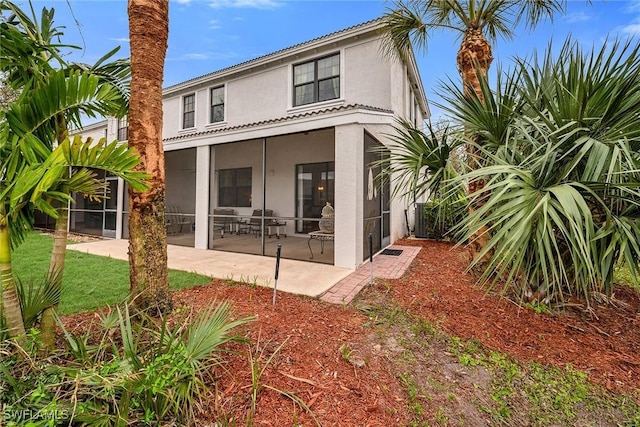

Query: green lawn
[12,232,212,314]
[614,263,640,291]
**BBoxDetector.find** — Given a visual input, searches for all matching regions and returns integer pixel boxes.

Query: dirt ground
[63,239,640,425]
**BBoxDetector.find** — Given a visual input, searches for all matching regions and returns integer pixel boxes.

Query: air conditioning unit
[414,203,427,238]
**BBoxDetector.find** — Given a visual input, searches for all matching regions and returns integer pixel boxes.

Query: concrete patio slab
[68,239,352,297]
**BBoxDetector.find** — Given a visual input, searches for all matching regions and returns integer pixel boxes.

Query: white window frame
[208,85,226,125]
[289,51,344,110]
[182,92,196,129]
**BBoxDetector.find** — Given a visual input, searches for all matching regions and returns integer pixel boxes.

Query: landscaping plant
[443,38,640,304]
[0,300,253,425]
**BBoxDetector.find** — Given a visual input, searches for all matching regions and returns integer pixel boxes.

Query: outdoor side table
[267,221,287,239]
[307,231,334,259]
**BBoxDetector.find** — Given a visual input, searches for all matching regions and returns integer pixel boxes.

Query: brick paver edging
[320,245,421,305]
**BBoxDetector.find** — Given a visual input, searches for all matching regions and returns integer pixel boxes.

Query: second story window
[210,86,224,123]
[117,116,128,141]
[293,53,340,107]
[183,93,195,128]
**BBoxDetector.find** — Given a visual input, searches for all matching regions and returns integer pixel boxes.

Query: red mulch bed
[62,239,640,425]
[391,239,640,396]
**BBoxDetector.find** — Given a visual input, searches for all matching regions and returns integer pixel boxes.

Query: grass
[356,297,640,427]
[12,232,212,314]
[614,263,640,291]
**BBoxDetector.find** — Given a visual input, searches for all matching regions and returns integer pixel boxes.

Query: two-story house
[55,18,429,270]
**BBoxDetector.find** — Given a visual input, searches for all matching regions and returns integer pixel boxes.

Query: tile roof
[164,103,393,142]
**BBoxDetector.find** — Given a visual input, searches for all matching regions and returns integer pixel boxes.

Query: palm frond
[452,35,640,302]
[16,272,63,329]
[377,117,465,201]
[380,1,431,61]
[183,300,254,369]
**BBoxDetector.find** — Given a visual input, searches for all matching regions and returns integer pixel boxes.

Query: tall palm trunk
[0,206,26,337]
[457,28,493,259]
[127,0,172,314]
[40,115,70,350]
[457,28,493,101]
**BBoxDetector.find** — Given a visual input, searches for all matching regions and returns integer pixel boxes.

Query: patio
[167,226,335,265]
[67,238,420,301]
[69,238,345,297]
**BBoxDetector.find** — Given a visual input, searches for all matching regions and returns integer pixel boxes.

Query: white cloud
[182,53,210,60]
[167,51,239,61]
[620,23,640,36]
[208,0,283,9]
[561,11,591,24]
[209,19,222,29]
[173,0,192,4]
[625,1,640,13]
[109,37,130,43]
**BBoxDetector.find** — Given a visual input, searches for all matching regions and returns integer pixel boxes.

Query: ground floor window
[218,167,252,207]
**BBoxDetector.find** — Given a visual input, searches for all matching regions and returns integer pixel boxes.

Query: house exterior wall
[161,35,407,141]
[72,120,108,142]
[72,19,430,271]
[334,123,364,268]
[264,129,335,222]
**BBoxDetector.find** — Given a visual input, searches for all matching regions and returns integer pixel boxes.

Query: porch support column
[334,124,364,270]
[194,145,210,249]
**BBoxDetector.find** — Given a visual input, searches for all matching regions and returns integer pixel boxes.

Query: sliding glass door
[295,161,335,233]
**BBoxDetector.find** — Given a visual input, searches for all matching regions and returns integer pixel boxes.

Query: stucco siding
[343,39,392,110]
[225,66,289,126]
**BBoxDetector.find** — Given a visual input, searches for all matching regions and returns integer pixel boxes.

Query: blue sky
[23,0,640,121]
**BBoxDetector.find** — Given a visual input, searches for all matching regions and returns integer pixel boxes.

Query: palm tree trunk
[457,28,493,101]
[457,28,493,259]
[40,115,70,350]
[39,200,68,350]
[127,0,172,315]
[0,207,26,338]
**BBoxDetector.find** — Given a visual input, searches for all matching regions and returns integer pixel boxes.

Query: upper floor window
[409,89,416,125]
[293,53,340,107]
[210,86,224,123]
[117,116,128,141]
[183,93,195,128]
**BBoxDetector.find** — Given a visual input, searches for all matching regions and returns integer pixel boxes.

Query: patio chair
[166,206,191,234]
[212,208,235,238]
[241,209,273,237]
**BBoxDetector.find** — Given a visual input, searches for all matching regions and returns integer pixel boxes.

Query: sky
[19,0,640,121]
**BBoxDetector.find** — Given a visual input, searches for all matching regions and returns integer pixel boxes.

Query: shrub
[420,197,466,240]
[0,301,254,426]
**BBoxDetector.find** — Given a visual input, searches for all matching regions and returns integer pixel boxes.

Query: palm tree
[381,0,566,101]
[0,68,148,337]
[443,38,640,304]
[127,0,172,314]
[1,0,132,345]
[381,0,568,256]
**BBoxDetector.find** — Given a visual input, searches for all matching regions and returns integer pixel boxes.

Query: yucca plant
[446,38,640,304]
